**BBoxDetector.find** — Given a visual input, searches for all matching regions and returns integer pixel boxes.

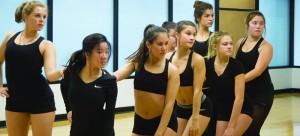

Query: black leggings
[243,84,274,136]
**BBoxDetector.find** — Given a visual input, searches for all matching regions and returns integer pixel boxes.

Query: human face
[177,25,196,49]
[24,6,47,31]
[89,42,109,69]
[216,35,233,57]
[248,15,265,37]
[199,9,214,28]
[147,33,168,59]
[168,29,176,51]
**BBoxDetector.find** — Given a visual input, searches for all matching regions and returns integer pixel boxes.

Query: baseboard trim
[0,106,135,128]
[1,89,300,128]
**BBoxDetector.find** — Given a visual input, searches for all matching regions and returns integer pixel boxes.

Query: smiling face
[215,35,233,57]
[147,32,169,59]
[177,25,197,49]
[24,6,47,31]
[87,42,109,69]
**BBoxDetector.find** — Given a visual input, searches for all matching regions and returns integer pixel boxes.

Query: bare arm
[113,62,135,81]
[155,63,179,135]
[228,74,245,128]
[42,40,63,82]
[0,32,15,98]
[191,54,205,127]
[245,42,273,82]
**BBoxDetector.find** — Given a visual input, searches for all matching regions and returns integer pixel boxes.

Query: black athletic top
[134,60,169,95]
[61,69,117,136]
[169,51,193,86]
[205,57,244,112]
[235,37,272,92]
[192,32,212,56]
[5,32,53,102]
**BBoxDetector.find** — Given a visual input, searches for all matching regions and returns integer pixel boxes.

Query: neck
[147,54,164,66]
[176,46,190,58]
[22,28,38,37]
[215,55,229,65]
[81,64,102,77]
[197,25,210,35]
[247,34,261,42]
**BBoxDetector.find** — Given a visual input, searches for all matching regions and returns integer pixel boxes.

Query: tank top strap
[239,38,247,48]
[163,59,169,75]
[256,37,264,48]
[169,51,176,62]
[34,36,45,47]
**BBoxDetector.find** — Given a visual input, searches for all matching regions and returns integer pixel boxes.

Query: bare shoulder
[192,52,205,64]
[41,39,54,47]
[2,32,16,43]
[168,61,179,75]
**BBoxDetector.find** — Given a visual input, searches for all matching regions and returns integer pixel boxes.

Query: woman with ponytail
[114,24,179,136]
[61,33,117,136]
[0,1,63,135]
[205,31,253,136]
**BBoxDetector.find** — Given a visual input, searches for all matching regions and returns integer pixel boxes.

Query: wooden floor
[0,93,299,136]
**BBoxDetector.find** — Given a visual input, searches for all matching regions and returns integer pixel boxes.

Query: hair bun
[194,1,204,8]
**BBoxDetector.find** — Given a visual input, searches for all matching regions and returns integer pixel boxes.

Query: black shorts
[132,112,178,135]
[176,96,212,119]
[6,95,56,114]
[217,95,253,121]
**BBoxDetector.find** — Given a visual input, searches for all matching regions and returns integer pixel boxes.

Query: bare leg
[177,118,188,136]
[5,110,30,136]
[234,114,252,136]
[30,112,55,136]
[182,115,210,136]
[216,121,228,136]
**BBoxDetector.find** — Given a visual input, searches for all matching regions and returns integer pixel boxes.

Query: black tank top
[134,60,169,95]
[192,32,212,56]
[169,51,193,86]
[236,37,272,88]
[5,32,52,98]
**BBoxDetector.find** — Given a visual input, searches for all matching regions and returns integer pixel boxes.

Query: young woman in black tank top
[193,1,217,136]
[234,11,274,136]
[192,1,214,57]
[206,31,253,136]
[114,25,180,136]
[0,1,63,136]
[168,20,212,136]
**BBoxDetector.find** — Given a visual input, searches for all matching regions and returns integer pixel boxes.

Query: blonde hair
[207,31,230,59]
[15,0,47,23]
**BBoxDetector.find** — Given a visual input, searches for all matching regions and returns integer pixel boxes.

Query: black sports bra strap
[187,51,193,65]
[169,51,176,62]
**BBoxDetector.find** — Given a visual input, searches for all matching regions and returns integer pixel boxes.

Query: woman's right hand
[67,111,72,123]
[0,87,9,98]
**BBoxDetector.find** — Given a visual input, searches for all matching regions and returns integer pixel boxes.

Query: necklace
[19,32,39,45]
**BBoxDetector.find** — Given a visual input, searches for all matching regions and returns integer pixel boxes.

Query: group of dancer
[0,0,274,136]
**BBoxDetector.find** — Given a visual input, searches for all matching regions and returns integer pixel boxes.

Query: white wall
[0,68,298,122]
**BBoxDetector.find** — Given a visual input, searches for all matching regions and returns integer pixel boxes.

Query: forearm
[0,66,3,87]
[47,69,63,82]
[228,98,243,128]
[192,90,203,120]
[245,68,262,82]
[156,102,174,135]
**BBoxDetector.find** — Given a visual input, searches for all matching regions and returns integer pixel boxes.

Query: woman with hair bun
[0,1,63,135]
[192,0,214,57]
